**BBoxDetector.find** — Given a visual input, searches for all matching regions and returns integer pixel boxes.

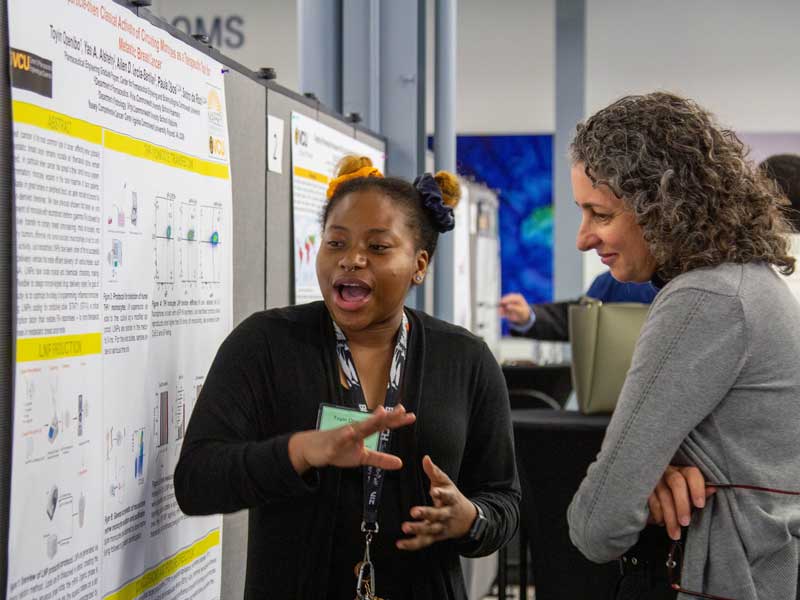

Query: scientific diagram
[173,376,200,447]
[178,200,199,283]
[105,425,126,501]
[157,196,221,287]
[198,204,223,284]
[151,376,204,465]
[77,394,87,438]
[107,238,122,282]
[105,424,145,503]
[42,483,86,560]
[174,395,185,442]
[105,183,139,283]
[107,183,138,231]
[157,389,169,449]
[152,382,175,475]
[297,233,316,266]
[133,429,145,480]
[181,377,204,444]
[293,213,321,292]
[18,370,88,459]
[154,194,176,284]
[15,370,92,560]
[46,377,60,447]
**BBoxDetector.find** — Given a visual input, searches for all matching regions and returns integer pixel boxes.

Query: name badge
[316,403,379,451]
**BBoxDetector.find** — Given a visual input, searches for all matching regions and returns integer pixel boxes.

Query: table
[511,409,678,600]
[512,409,619,599]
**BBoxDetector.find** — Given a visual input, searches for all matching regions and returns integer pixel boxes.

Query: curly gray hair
[571,92,795,281]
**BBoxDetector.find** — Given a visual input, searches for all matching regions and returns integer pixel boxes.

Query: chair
[502,363,573,408]
[508,388,561,411]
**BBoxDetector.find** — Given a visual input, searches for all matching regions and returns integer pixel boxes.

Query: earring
[414,274,423,283]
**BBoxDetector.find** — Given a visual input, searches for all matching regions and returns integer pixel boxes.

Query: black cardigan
[174,302,520,599]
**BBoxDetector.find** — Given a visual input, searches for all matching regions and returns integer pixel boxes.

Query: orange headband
[326,166,383,199]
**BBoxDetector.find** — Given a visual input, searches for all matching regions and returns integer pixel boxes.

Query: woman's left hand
[396,455,477,551]
[648,465,716,540]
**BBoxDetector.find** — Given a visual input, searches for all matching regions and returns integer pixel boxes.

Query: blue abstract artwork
[454,135,554,304]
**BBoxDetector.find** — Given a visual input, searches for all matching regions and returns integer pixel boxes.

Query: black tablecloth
[512,409,675,600]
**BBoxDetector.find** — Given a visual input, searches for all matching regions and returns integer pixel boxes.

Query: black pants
[614,570,676,600]
[613,527,677,600]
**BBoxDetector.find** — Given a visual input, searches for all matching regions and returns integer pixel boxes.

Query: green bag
[568,300,650,414]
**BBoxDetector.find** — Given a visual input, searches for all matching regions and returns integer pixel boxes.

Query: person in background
[174,156,520,600]
[499,270,657,341]
[760,153,800,302]
[760,153,800,230]
[566,92,800,600]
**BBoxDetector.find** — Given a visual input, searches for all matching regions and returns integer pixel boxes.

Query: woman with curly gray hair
[566,92,800,600]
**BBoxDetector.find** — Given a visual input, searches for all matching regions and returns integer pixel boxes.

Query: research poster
[473,199,501,357]
[290,112,385,304]
[452,182,472,331]
[6,1,231,599]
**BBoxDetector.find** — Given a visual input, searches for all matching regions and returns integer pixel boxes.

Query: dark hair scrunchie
[413,173,455,232]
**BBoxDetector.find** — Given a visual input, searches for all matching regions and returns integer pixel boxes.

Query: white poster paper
[6,1,231,599]
[290,112,385,304]
[452,182,472,330]
[473,199,501,357]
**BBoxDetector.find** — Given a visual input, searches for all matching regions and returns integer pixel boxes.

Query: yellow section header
[12,102,228,179]
[17,333,102,363]
[294,165,329,184]
[104,130,230,180]
[104,530,221,600]
[12,101,102,145]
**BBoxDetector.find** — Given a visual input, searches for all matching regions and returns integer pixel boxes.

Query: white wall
[149,0,299,91]
[581,0,800,290]
[586,0,800,133]
[426,0,555,135]
[150,0,559,135]
[146,0,800,135]
[147,1,800,294]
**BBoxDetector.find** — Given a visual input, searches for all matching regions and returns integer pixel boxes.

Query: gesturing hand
[647,465,717,540]
[498,293,531,325]
[288,404,416,474]
[396,455,477,551]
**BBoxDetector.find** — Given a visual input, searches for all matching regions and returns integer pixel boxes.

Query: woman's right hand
[499,293,532,325]
[288,404,416,474]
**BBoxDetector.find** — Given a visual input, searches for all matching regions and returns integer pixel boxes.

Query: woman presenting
[174,156,520,599]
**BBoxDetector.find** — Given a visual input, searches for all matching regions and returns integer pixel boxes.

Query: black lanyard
[332,311,409,530]
[332,312,409,599]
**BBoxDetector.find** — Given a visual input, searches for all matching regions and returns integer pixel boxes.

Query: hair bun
[414,172,459,232]
[327,155,383,199]
[434,171,461,208]
[336,155,373,177]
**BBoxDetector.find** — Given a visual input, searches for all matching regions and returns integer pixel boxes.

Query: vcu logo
[294,128,308,148]
[209,135,226,158]
[10,47,52,98]
[11,50,30,71]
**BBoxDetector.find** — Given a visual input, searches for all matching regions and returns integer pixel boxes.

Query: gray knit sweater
[568,262,800,600]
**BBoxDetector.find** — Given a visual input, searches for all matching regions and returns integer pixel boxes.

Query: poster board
[452,180,472,330]
[472,187,502,357]
[5,1,231,598]
[290,111,385,304]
